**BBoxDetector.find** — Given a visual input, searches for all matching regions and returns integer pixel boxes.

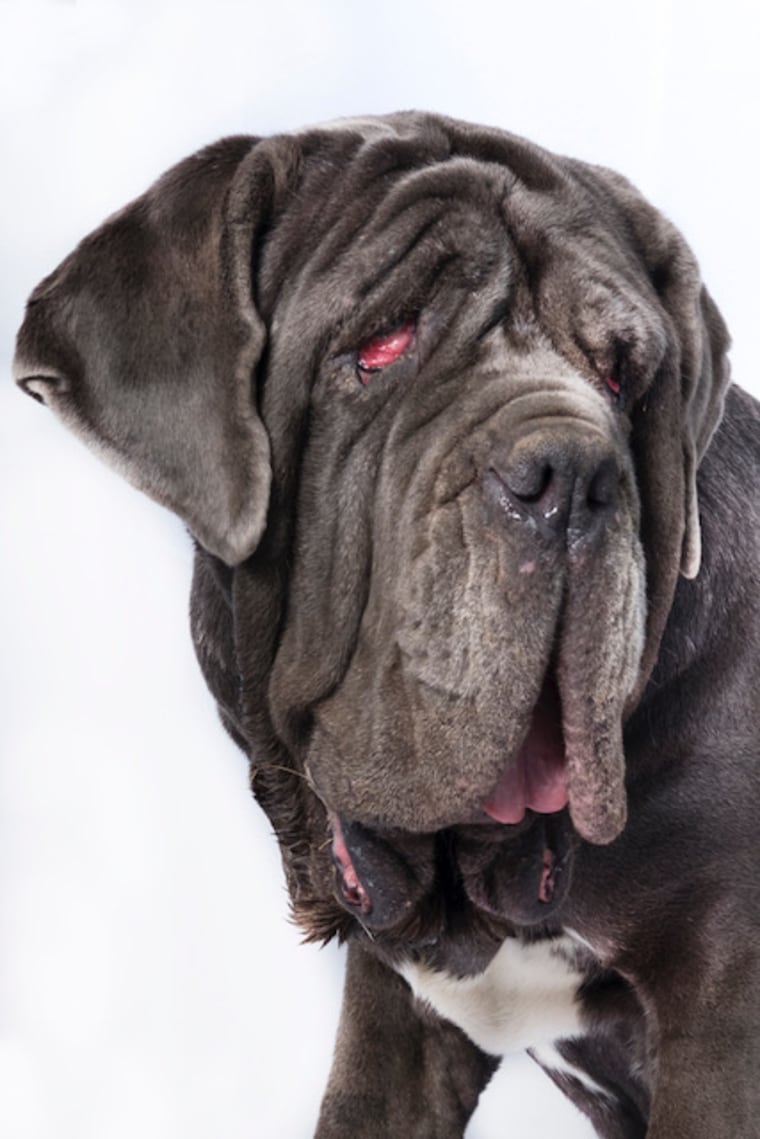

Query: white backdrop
[2,2,758,1137]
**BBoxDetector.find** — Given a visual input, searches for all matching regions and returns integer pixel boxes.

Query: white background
[1,2,758,1136]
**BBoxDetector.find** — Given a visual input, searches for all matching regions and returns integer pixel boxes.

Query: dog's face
[14,113,729,950]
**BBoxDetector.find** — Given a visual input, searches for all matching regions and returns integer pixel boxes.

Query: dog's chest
[399,934,585,1057]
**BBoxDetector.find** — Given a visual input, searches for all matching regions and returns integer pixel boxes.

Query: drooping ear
[14,135,298,566]
[672,283,731,579]
[532,157,731,699]
[577,164,732,694]
[582,163,731,581]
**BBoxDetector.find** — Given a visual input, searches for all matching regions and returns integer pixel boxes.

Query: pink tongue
[483,682,569,825]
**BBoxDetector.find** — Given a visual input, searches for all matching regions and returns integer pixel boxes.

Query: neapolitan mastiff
[14,113,760,1137]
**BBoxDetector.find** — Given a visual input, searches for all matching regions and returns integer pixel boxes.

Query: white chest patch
[399,935,585,1057]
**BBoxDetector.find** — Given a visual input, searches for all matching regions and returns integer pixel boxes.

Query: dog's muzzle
[483,422,622,556]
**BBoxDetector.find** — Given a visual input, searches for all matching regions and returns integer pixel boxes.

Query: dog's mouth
[481,674,569,825]
[328,675,575,934]
[322,608,639,940]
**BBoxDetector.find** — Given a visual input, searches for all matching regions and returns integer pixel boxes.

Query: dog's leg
[315,940,497,1138]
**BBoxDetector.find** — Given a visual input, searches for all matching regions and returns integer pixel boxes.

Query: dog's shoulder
[704,383,760,493]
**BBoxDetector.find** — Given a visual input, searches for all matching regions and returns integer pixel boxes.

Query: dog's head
[15,113,729,950]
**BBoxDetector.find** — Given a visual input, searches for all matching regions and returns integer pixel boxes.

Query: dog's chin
[329,806,576,941]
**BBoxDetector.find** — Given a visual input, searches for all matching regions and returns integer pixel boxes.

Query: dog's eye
[356,321,416,383]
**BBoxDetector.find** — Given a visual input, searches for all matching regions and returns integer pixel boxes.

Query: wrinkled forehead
[263,159,519,334]
[256,120,665,378]
[256,127,518,318]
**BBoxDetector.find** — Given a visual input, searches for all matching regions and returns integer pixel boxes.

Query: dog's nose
[484,429,620,549]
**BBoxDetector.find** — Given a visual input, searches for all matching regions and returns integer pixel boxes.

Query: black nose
[484,430,620,549]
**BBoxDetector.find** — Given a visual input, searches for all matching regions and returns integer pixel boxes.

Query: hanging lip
[459,810,574,924]
[558,646,629,847]
[479,654,628,846]
[330,812,372,914]
[327,811,437,931]
[329,805,576,934]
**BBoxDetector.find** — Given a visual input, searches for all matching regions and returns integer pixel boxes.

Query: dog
[14,112,760,1137]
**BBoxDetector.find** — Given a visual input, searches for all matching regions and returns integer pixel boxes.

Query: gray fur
[15,113,759,1138]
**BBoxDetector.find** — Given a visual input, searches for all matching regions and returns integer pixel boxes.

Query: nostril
[483,460,566,536]
[483,434,621,547]
[502,460,554,505]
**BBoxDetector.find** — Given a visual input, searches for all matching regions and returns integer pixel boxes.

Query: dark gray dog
[14,112,760,1137]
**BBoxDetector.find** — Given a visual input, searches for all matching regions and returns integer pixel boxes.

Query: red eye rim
[356,320,416,382]
[605,374,621,397]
